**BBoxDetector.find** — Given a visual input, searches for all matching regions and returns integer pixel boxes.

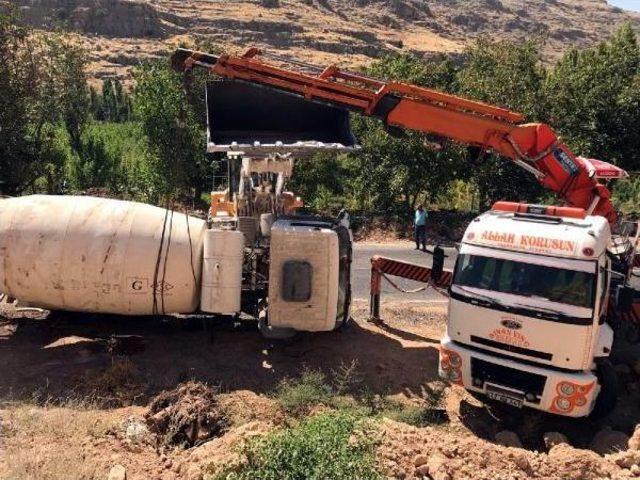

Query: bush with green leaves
[0,5,89,196]
[274,369,336,416]
[214,411,382,480]
[358,380,445,428]
[64,122,160,200]
[613,176,640,217]
[545,23,640,172]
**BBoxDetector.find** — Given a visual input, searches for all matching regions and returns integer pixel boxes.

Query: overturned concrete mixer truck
[0,195,352,338]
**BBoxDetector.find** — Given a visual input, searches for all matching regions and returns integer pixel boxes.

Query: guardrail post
[370,256,382,321]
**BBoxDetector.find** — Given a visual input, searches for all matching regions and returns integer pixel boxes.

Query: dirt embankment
[1,299,640,479]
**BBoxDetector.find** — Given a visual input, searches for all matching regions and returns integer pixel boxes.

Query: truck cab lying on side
[440,202,626,417]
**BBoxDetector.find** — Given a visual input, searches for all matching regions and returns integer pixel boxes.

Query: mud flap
[206,80,358,155]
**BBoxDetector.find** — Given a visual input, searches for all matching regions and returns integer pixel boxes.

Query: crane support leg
[369,255,453,321]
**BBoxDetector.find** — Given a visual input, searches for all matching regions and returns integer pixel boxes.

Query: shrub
[273,369,334,416]
[273,362,363,415]
[215,411,382,480]
[361,383,446,428]
[382,402,447,428]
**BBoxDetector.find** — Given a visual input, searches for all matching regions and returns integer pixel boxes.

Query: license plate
[486,385,524,408]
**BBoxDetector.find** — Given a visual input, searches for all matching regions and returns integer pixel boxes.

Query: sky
[609,0,640,12]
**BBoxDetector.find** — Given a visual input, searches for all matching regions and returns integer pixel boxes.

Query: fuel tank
[0,195,206,315]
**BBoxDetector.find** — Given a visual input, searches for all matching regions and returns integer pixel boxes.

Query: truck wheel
[257,317,297,340]
[334,315,353,331]
[590,360,619,419]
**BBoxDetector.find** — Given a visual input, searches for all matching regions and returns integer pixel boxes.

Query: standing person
[414,204,427,251]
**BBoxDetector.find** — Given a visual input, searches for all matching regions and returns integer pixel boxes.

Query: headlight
[449,354,462,368]
[554,397,572,411]
[558,382,576,397]
[449,369,462,382]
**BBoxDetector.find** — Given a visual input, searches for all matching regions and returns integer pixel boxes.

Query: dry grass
[1,446,101,480]
[0,358,141,479]
[0,405,117,480]
[77,357,147,407]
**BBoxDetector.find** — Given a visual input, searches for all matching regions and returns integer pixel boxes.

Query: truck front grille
[471,357,547,399]
[470,335,553,361]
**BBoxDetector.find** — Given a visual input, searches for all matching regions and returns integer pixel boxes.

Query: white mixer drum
[0,195,206,315]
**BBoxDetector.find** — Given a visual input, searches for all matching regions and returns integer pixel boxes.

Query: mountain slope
[14,0,640,80]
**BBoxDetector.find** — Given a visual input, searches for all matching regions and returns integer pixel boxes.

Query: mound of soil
[145,381,228,447]
[378,419,622,480]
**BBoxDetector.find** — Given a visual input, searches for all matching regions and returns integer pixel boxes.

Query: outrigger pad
[206,80,358,155]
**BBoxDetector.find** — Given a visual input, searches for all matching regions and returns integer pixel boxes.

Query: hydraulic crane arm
[171,48,620,224]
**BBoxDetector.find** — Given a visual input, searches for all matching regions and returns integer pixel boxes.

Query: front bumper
[439,335,599,417]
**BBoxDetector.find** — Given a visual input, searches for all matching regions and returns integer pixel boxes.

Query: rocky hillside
[13,0,640,80]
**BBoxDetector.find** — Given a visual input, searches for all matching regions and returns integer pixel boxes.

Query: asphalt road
[352,242,458,302]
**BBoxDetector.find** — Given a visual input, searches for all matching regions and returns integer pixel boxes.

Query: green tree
[545,23,640,171]
[334,54,465,216]
[43,33,91,153]
[101,78,114,121]
[347,115,467,215]
[133,61,207,200]
[288,152,348,214]
[89,85,102,120]
[0,5,90,195]
[457,39,548,207]
[93,78,132,122]
[0,5,36,194]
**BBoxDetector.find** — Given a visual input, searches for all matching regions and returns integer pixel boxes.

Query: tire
[334,315,353,331]
[257,314,297,340]
[590,360,619,419]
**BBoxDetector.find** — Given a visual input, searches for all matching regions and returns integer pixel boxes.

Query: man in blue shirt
[414,204,427,251]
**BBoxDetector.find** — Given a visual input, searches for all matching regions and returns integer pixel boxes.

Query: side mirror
[616,285,635,314]
[431,245,445,282]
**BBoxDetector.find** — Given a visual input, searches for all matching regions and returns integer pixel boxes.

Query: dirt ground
[0,300,443,402]
[1,299,640,479]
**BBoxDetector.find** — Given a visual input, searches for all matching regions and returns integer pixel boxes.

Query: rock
[413,454,429,467]
[415,463,431,477]
[632,464,640,476]
[630,426,640,451]
[513,452,530,471]
[590,429,630,455]
[427,453,451,480]
[495,430,523,449]
[543,432,569,450]
[0,419,12,434]
[108,464,127,480]
[608,450,640,469]
[125,417,150,444]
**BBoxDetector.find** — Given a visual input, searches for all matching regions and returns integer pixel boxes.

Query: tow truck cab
[440,202,615,417]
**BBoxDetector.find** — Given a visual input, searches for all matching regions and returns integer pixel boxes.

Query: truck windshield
[453,254,595,309]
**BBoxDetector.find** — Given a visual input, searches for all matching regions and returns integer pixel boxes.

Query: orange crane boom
[171,48,619,224]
